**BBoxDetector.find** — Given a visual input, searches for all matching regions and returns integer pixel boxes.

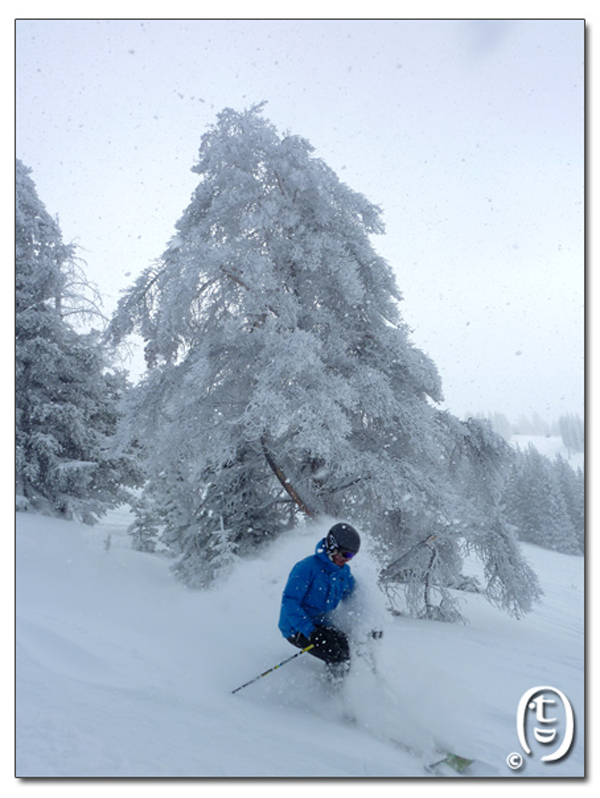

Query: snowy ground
[15,496,585,785]
[510,433,584,472]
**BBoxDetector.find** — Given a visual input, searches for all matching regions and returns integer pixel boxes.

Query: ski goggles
[340,550,356,560]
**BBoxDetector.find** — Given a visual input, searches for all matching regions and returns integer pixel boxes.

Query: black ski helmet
[326,523,361,556]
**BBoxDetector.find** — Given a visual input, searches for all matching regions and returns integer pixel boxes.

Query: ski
[424,753,475,775]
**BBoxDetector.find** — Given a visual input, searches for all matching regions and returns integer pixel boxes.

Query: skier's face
[332,550,353,567]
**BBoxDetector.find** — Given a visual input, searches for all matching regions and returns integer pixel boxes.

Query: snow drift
[16,506,584,778]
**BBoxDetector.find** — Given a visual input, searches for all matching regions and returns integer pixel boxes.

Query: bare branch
[261,436,318,518]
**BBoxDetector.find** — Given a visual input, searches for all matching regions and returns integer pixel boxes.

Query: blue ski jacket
[278,538,356,639]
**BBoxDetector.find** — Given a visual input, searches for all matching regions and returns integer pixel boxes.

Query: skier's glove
[370,630,383,639]
[308,628,325,645]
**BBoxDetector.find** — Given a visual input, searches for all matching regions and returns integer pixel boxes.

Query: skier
[278,522,361,682]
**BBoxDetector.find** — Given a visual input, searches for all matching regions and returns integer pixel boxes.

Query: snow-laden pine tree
[558,413,584,458]
[109,105,541,618]
[16,159,143,522]
[553,454,584,554]
[503,444,582,555]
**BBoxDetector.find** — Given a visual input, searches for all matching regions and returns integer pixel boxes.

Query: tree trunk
[260,436,318,519]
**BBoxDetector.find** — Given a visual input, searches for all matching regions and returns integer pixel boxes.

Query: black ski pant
[287,624,350,666]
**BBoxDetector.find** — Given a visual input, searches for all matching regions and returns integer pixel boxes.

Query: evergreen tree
[502,444,581,555]
[558,413,584,457]
[16,159,143,522]
[552,454,584,554]
[109,105,540,619]
[430,415,542,619]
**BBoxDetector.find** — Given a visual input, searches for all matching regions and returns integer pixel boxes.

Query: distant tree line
[502,445,584,555]
[557,414,585,458]
[486,411,584,456]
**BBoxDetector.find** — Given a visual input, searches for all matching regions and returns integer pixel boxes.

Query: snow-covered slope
[16,507,584,778]
[510,434,584,472]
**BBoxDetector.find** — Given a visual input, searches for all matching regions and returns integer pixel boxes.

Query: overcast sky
[15,18,584,423]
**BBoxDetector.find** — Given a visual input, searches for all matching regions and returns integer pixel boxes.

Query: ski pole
[231,644,314,694]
